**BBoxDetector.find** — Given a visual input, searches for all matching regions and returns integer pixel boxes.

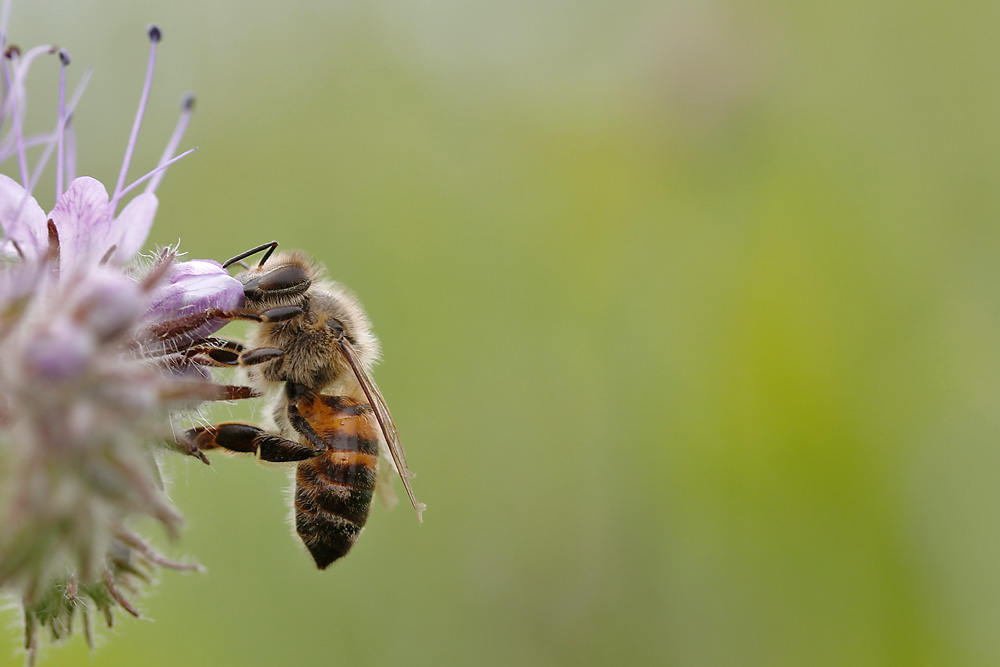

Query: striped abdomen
[293,395,379,568]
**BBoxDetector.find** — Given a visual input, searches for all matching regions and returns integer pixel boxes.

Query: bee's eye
[243,264,311,297]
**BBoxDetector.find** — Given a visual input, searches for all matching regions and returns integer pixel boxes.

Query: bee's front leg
[182,337,283,368]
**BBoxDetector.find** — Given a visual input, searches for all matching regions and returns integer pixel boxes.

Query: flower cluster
[0,18,243,665]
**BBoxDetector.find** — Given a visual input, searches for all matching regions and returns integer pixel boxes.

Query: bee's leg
[231,306,304,324]
[178,333,284,371]
[280,383,327,451]
[187,344,284,368]
[216,385,259,401]
[181,336,245,354]
[180,423,318,463]
[182,338,246,366]
[286,403,326,450]
[238,347,285,366]
[144,305,304,345]
[144,310,239,344]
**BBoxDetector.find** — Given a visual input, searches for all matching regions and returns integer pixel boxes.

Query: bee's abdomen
[293,398,380,568]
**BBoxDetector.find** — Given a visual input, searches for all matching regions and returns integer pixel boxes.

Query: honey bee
[181,242,423,568]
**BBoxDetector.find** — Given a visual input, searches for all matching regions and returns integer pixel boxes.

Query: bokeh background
[2,0,1000,665]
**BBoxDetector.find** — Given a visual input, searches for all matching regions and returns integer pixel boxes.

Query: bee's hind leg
[178,423,318,464]
[181,342,283,405]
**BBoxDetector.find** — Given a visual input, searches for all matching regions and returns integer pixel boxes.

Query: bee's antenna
[223,241,278,269]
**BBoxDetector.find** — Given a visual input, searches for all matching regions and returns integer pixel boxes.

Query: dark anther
[147,25,162,42]
[99,244,117,266]
[46,220,60,266]
[4,45,20,59]
[58,49,70,66]
[182,93,195,111]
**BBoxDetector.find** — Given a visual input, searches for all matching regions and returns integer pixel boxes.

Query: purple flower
[0,16,245,662]
[148,258,245,336]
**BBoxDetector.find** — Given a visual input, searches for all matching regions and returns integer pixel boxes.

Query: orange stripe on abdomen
[296,394,379,454]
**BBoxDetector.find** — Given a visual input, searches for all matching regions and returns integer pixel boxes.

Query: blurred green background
[4,0,1000,665]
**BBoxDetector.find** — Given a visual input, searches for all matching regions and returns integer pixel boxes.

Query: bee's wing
[338,338,425,522]
[374,463,399,511]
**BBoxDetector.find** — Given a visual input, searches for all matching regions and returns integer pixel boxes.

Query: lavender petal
[47,177,112,269]
[108,192,157,262]
[147,259,244,338]
[0,173,47,259]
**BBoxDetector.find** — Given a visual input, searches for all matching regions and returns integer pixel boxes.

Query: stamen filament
[112,25,161,207]
[0,0,11,136]
[23,131,54,205]
[114,146,196,203]
[0,45,54,130]
[18,67,92,219]
[0,45,52,122]
[56,50,69,198]
[6,57,26,187]
[0,50,11,139]
[0,0,10,52]
[64,120,75,183]
[59,65,91,185]
[0,66,89,168]
[0,46,56,183]
[145,93,194,194]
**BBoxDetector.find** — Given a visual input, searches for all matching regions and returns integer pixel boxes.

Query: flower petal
[48,177,112,269]
[0,174,48,259]
[146,259,245,339]
[109,193,157,261]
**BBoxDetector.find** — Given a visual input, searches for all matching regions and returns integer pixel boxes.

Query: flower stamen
[63,117,75,183]
[98,244,116,266]
[4,50,26,186]
[24,66,91,198]
[0,14,247,660]
[146,93,194,194]
[1,45,56,184]
[111,24,161,212]
[118,146,196,201]
[45,219,58,269]
[55,49,68,197]
[0,0,11,52]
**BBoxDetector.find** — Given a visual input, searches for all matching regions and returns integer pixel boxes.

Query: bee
[181,242,423,568]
